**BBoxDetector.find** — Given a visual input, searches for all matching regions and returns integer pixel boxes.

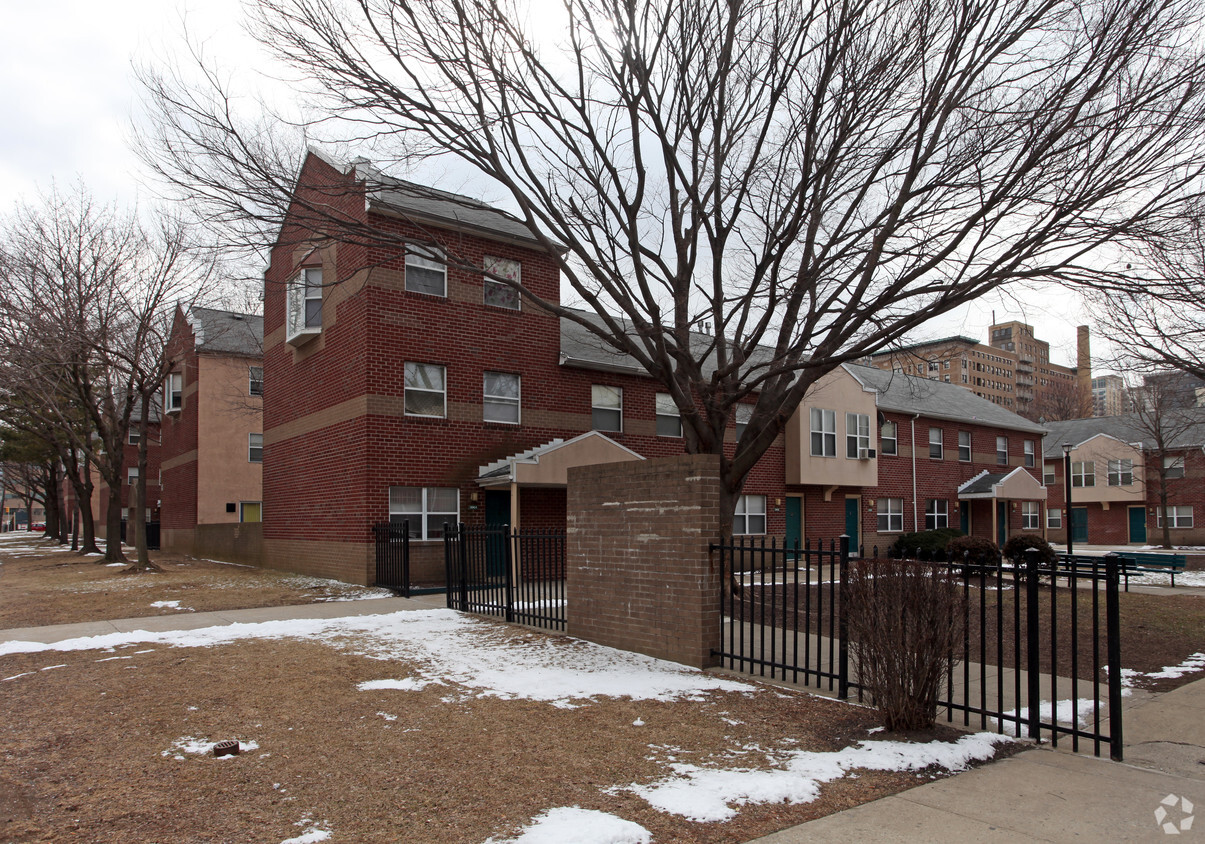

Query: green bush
[889,528,965,559]
[1002,534,1057,567]
[946,535,999,568]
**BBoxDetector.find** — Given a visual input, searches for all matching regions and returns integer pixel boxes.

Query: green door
[1071,507,1089,544]
[784,497,802,555]
[483,490,511,577]
[844,498,859,555]
[960,504,970,535]
[996,501,1008,546]
[1128,506,1147,544]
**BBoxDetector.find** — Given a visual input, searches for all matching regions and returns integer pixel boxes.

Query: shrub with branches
[846,558,967,731]
[946,536,1001,569]
[1002,534,1057,567]
[890,529,965,560]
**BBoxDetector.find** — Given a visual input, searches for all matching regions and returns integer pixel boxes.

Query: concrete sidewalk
[0,593,448,644]
[752,677,1205,842]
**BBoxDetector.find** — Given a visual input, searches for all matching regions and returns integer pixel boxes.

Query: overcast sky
[0,0,1106,372]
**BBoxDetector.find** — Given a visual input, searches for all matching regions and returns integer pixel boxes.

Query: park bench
[1056,552,1187,590]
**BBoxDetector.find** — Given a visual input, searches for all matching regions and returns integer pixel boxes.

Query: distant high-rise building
[1091,374,1127,417]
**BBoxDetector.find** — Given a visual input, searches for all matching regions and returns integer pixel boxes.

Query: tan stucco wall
[1069,435,1145,505]
[786,368,879,487]
[197,354,264,524]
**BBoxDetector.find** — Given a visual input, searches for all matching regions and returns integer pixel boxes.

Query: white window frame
[878,498,904,532]
[655,393,682,438]
[404,362,447,418]
[734,404,753,440]
[249,366,264,397]
[1024,440,1035,468]
[925,499,949,530]
[591,385,623,433]
[1072,460,1096,488]
[929,427,943,460]
[1164,455,1186,479]
[1158,506,1194,529]
[389,486,460,540]
[1043,463,1057,486]
[958,430,972,462]
[128,429,141,446]
[483,371,521,424]
[249,433,264,463]
[164,372,183,413]
[286,267,323,344]
[846,412,871,459]
[483,255,521,310]
[880,420,898,456]
[1022,501,1040,530]
[733,494,767,536]
[1107,458,1133,487]
[1047,508,1062,529]
[811,408,837,457]
[996,436,1009,465]
[127,467,139,486]
[405,245,447,297]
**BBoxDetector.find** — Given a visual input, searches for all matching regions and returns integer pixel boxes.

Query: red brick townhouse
[160,306,264,560]
[1042,411,1205,546]
[92,401,162,532]
[261,152,1050,585]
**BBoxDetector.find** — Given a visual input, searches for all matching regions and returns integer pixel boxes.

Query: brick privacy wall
[163,524,265,567]
[567,454,722,669]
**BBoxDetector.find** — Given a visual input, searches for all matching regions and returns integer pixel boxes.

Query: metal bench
[1058,552,1187,590]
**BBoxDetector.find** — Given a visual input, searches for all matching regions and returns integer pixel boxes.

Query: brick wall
[566,454,722,669]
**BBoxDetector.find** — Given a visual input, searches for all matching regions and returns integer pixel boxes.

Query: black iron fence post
[401,520,411,599]
[1025,548,1041,741]
[838,534,850,700]
[1105,552,1124,761]
[504,526,515,624]
[457,523,470,611]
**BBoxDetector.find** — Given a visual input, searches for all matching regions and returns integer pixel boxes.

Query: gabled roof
[957,467,1047,500]
[844,364,1046,434]
[1042,410,1205,457]
[186,307,263,358]
[477,431,645,487]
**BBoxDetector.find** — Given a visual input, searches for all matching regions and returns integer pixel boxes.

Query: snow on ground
[486,807,652,844]
[626,733,1012,822]
[150,600,191,611]
[1129,570,1205,588]
[994,699,1101,737]
[1119,653,1205,687]
[358,678,440,692]
[280,818,332,844]
[0,609,752,706]
[161,736,260,760]
[278,574,396,601]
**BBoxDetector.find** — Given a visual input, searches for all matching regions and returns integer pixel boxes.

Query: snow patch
[358,678,438,692]
[487,807,651,844]
[162,736,260,758]
[280,823,331,844]
[151,600,189,610]
[995,699,1100,736]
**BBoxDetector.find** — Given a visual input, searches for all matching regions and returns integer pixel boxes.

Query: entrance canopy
[476,431,644,488]
[957,468,1047,501]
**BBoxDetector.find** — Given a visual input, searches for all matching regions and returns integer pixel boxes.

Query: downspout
[911,414,920,531]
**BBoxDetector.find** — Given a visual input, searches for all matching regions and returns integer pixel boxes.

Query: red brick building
[92,403,162,537]
[262,152,1051,585]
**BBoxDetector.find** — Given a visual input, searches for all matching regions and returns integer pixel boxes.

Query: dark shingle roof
[959,471,1008,496]
[188,308,263,358]
[1042,410,1205,457]
[844,364,1047,434]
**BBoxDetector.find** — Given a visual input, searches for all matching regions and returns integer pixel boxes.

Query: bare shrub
[846,558,966,731]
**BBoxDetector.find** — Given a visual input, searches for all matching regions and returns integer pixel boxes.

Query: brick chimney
[1077,325,1092,416]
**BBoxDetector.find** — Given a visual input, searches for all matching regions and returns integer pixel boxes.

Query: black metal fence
[444,524,566,631]
[713,538,1124,760]
[119,520,161,550]
[372,521,412,596]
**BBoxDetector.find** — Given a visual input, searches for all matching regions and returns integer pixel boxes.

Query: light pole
[1062,442,1074,554]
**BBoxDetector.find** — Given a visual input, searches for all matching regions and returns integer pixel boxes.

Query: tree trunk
[129,412,159,571]
[104,486,126,562]
[75,470,100,555]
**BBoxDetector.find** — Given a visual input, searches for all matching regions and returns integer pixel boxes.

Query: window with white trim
[1047,508,1062,529]
[810,408,836,457]
[249,433,263,463]
[996,436,1009,465]
[286,267,323,342]
[1024,440,1035,468]
[846,412,870,458]
[1022,501,1039,530]
[878,498,904,532]
[1164,455,1185,479]
[880,421,898,456]
[929,427,943,459]
[483,371,520,424]
[1043,463,1056,486]
[129,429,141,446]
[1107,459,1133,486]
[1158,506,1194,529]
[1072,461,1095,487]
[655,393,682,437]
[734,404,753,440]
[591,385,622,432]
[405,245,446,296]
[127,467,139,486]
[733,494,767,535]
[925,499,948,530]
[164,372,183,413]
[389,486,460,540]
[958,431,971,462]
[405,362,447,417]
[249,366,264,397]
[483,256,521,310]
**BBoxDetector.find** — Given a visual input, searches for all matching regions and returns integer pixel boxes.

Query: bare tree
[1126,380,1203,549]
[141,0,1205,526]
[1030,377,1091,422]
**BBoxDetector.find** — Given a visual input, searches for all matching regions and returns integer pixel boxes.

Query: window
[810,408,836,457]
[880,421,898,456]
[996,436,1009,465]
[240,502,262,523]
[958,431,971,462]
[249,433,264,463]
[733,494,767,535]
[846,412,870,458]
[878,498,904,532]
[483,256,521,310]
[734,404,753,440]
[286,267,323,343]
[591,385,623,432]
[389,486,459,539]
[129,429,141,446]
[483,372,520,424]
[1047,508,1062,529]
[1107,459,1133,486]
[925,499,948,530]
[405,363,447,418]
[127,467,139,486]
[1164,455,1185,480]
[1043,463,1056,486]
[164,372,183,413]
[1023,440,1035,468]
[405,245,446,296]
[655,393,682,437]
[1158,506,1194,529]
[929,427,943,459]
[249,366,264,397]
[1022,501,1039,530]
[1071,461,1095,487]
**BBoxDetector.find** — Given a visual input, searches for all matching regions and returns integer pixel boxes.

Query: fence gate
[713,538,1125,760]
[444,523,566,632]
[372,521,412,596]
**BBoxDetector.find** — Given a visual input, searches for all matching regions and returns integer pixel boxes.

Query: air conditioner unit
[858,448,877,460]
